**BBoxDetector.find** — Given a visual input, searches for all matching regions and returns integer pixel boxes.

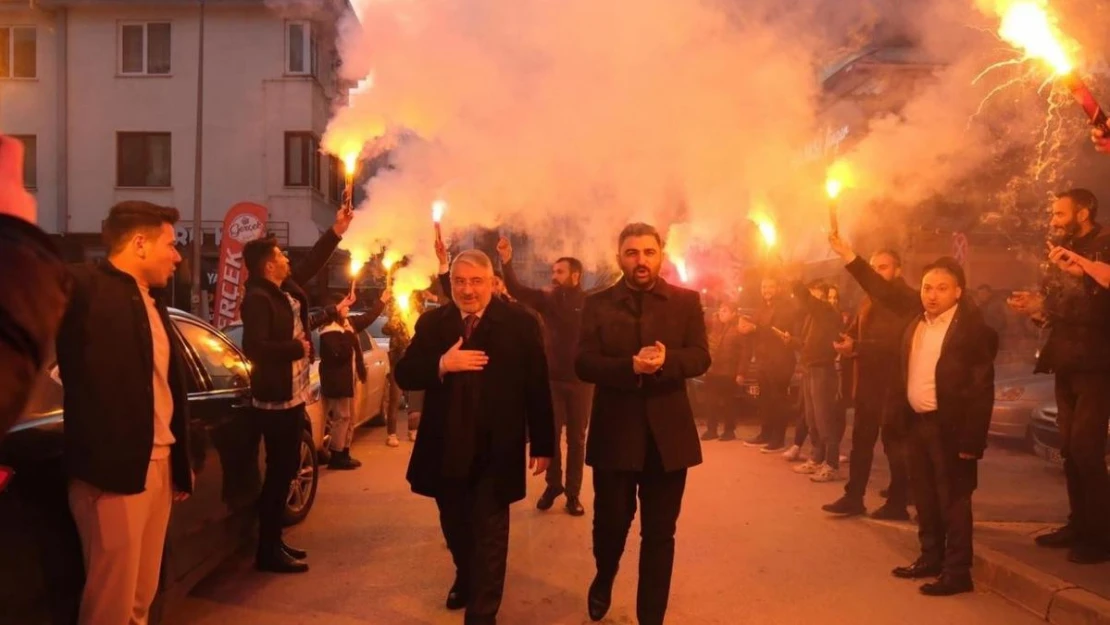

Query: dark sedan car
[1030,403,1110,467]
[0,309,318,625]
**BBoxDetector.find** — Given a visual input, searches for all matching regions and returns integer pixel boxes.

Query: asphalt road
[169,423,1044,625]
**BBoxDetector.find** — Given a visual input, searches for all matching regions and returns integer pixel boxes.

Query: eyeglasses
[451,277,489,288]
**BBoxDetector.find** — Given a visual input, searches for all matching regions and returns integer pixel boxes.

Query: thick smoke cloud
[319,0,1107,285]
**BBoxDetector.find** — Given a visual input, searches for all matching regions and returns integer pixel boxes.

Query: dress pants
[547,380,594,498]
[68,456,172,625]
[844,389,910,505]
[436,458,511,624]
[907,414,976,579]
[593,436,688,625]
[1055,371,1110,548]
[255,405,305,549]
[756,369,793,447]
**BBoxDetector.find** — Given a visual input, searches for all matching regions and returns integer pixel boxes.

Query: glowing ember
[432,200,447,223]
[674,258,690,283]
[824,160,852,199]
[997,0,1074,75]
[342,152,358,176]
[750,211,778,248]
[382,255,396,271]
[396,292,411,311]
[825,179,843,200]
[349,257,366,277]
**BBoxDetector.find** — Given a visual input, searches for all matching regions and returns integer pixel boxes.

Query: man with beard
[577,223,709,625]
[495,236,592,515]
[395,249,554,625]
[240,207,351,574]
[1009,189,1110,564]
[823,248,916,520]
[736,276,799,453]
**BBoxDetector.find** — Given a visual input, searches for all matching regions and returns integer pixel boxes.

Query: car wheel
[283,429,319,526]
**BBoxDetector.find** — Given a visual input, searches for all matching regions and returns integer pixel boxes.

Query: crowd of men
[0,128,1109,625]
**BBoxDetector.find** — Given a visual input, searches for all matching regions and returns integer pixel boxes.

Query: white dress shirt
[906,304,957,414]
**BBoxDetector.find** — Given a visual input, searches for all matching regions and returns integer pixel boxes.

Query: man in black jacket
[736,276,799,452]
[395,249,554,625]
[1009,188,1110,563]
[833,234,997,596]
[0,136,68,443]
[823,248,916,520]
[495,235,592,516]
[577,223,710,625]
[240,208,351,573]
[57,201,195,624]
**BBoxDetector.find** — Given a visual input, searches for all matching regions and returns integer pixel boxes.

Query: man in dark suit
[577,222,710,625]
[240,207,351,574]
[395,249,554,625]
[830,233,997,596]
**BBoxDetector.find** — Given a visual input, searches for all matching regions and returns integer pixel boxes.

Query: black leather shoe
[1068,544,1110,564]
[822,495,866,516]
[870,502,911,521]
[920,575,973,596]
[536,485,565,511]
[892,559,943,580]
[446,578,468,610]
[566,496,585,517]
[587,574,614,622]
[1036,524,1079,549]
[328,449,362,470]
[256,547,309,574]
[281,541,307,560]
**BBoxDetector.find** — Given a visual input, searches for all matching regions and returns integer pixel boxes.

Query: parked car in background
[1030,403,1110,467]
[0,310,319,625]
[990,362,1054,446]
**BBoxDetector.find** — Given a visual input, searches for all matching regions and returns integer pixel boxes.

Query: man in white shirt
[828,238,997,597]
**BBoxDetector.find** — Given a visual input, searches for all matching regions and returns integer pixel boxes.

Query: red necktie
[463,314,478,341]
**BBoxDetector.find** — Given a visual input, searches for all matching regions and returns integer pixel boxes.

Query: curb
[866,519,1110,625]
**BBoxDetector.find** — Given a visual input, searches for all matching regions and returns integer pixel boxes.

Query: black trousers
[255,405,305,549]
[435,463,510,623]
[703,375,738,436]
[844,393,910,505]
[1055,371,1110,547]
[756,370,792,447]
[593,439,688,625]
[907,414,976,578]
[547,380,594,498]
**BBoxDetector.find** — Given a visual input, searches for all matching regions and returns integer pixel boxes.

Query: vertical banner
[952,232,969,267]
[213,202,268,329]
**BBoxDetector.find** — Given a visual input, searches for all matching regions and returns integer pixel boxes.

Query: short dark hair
[806,279,830,298]
[1058,188,1099,222]
[554,256,584,276]
[618,222,663,248]
[102,201,179,254]
[243,236,281,278]
[922,256,967,290]
[977,284,993,293]
[871,248,903,268]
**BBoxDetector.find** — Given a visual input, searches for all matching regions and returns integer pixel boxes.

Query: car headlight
[995,386,1026,401]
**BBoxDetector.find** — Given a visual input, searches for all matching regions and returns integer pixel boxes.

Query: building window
[120,22,171,75]
[284,132,320,189]
[328,155,343,204]
[0,27,36,78]
[286,21,318,76]
[11,135,35,189]
[118,132,171,187]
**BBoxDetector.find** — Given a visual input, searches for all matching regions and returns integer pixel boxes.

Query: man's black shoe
[256,546,309,574]
[920,575,973,596]
[701,430,719,441]
[587,575,614,622]
[446,578,469,610]
[822,496,866,516]
[1068,544,1110,565]
[892,559,943,580]
[536,485,565,511]
[281,541,307,559]
[719,431,737,441]
[870,502,911,522]
[566,496,586,517]
[1036,524,1079,549]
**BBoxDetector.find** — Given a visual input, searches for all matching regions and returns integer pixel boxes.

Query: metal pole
[190,0,206,316]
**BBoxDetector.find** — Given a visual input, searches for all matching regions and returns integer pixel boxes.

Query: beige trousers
[68,457,173,625]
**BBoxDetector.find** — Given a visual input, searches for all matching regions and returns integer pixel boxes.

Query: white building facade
[0,0,354,254]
